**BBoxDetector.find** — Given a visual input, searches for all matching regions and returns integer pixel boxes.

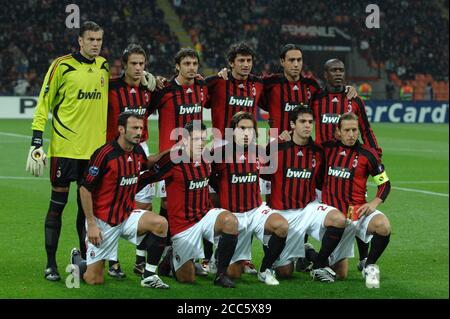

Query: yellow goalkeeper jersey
[31,52,109,159]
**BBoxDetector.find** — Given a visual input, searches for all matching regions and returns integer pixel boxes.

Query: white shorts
[86,210,146,265]
[230,202,278,264]
[171,208,226,271]
[328,210,385,265]
[260,179,271,195]
[272,202,332,268]
[135,142,156,204]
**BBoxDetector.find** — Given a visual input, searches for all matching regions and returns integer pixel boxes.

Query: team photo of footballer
[0,0,448,309]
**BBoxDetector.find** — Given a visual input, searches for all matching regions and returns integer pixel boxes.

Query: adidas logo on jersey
[321,113,340,124]
[293,85,299,91]
[186,88,193,94]
[188,178,209,190]
[231,173,257,184]
[327,167,351,179]
[332,97,339,103]
[286,168,312,179]
[130,88,136,94]
[179,103,202,115]
[228,96,254,107]
[120,175,139,186]
[77,89,101,100]
[88,68,94,73]
[284,103,301,112]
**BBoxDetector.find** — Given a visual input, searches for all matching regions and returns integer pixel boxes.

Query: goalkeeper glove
[26,130,47,177]
[141,71,157,91]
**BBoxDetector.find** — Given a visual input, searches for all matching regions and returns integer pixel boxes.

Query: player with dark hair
[106,43,160,278]
[69,111,171,288]
[263,106,347,282]
[148,47,209,275]
[26,21,109,281]
[206,42,263,141]
[140,121,239,287]
[311,59,382,270]
[321,112,391,288]
[210,111,289,285]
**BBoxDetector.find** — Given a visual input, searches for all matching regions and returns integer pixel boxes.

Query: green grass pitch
[0,119,448,299]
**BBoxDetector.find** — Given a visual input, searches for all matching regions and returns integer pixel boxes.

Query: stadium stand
[0,0,180,96]
[0,0,448,100]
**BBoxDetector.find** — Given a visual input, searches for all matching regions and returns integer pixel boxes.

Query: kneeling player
[265,106,348,282]
[321,112,391,288]
[140,121,239,287]
[70,112,170,288]
[210,112,289,286]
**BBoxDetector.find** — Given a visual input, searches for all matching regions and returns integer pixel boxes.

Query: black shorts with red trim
[50,157,89,187]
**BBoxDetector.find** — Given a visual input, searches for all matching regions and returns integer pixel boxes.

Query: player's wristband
[31,130,43,148]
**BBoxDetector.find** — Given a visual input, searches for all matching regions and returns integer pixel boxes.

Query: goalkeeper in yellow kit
[26,21,110,281]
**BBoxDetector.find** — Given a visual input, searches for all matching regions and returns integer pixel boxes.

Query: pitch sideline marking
[367,183,448,197]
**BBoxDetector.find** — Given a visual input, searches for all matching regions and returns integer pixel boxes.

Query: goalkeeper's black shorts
[50,157,89,187]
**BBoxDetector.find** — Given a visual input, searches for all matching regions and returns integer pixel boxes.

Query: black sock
[315,226,344,269]
[305,243,319,262]
[45,191,68,268]
[135,254,146,265]
[72,251,87,279]
[304,234,309,244]
[366,233,390,265]
[109,260,119,268]
[76,189,87,259]
[260,233,287,272]
[140,232,167,277]
[216,233,238,275]
[356,236,370,261]
[203,238,214,261]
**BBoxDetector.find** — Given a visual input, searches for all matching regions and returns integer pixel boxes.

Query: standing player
[70,111,170,288]
[311,59,382,269]
[140,121,239,287]
[210,112,289,285]
[26,21,109,281]
[264,107,347,281]
[261,44,321,132]
[321,112,391,288]
[106,44,158,278]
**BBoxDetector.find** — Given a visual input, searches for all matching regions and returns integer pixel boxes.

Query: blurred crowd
[0,0,179,96]
[174,0,448,81]
[1,0,448,97]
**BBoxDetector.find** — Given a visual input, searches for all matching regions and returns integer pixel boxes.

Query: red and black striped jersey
[262,74,320,132]
[107,76,154,143]
[81,140,147,226]
[150,78,207,152]
[311,89,381,156]
[321,140,390,215]
[145,157,212,236]
[264,137,324,210]
[211,143,266,213]
[205,73,263,138]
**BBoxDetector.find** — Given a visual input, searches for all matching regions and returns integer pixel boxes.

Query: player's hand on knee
[26,146,47,177]
[88,224,103,247]
[141,71,157,91]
